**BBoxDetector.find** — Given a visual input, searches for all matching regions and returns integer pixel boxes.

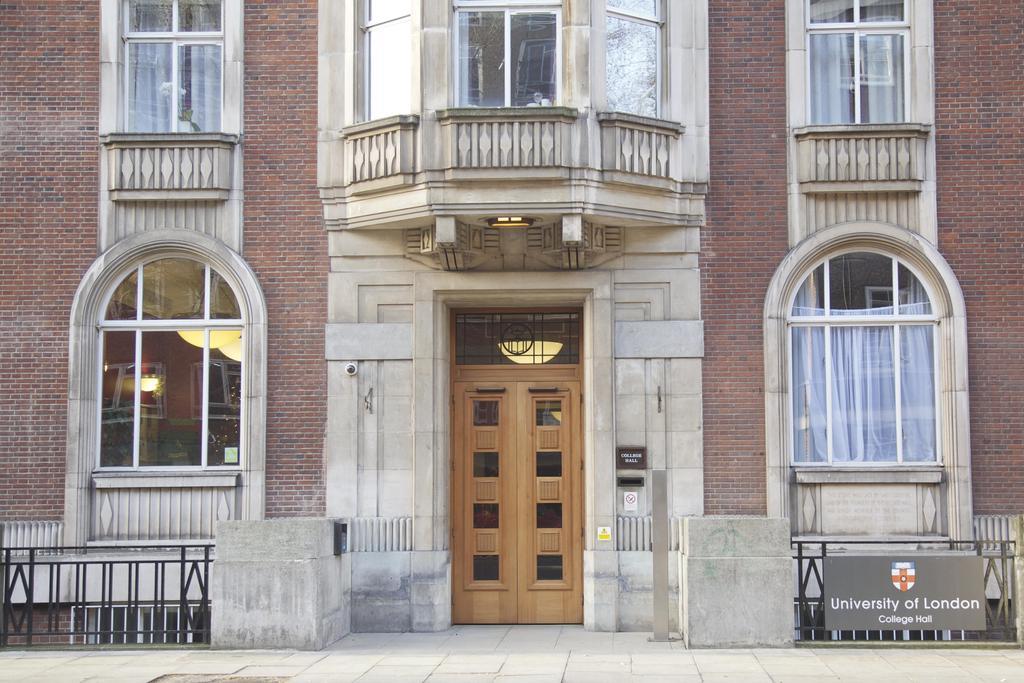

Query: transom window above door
[124,0,224,133]
[455,2,561,107]
[455,312,580,365]
[789,252,937,465]
[807,0,908,124]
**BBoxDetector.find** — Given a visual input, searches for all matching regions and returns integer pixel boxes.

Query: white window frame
[805,0,910,125]
[453,0,563,108]
[605,0,663,118]
[362,0,412,121]
[122,0,225,133]
[786,251,941,466]
[96,259,245,471]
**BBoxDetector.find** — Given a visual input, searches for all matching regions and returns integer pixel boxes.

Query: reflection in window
[99,258,243,468]
[474,504,500,528]
[474,452,500,478]
[536,400,562,426]
[473,555,499,581]
[457,7,558,107]
[789,253,936,464]
[365,0,411,120]
[473,400,499,426]
[606,0,660,117]
[808,0,907,124]
[537,503,562,528]
[536,451,562,477]
[537,554,563,581]
[126,0,223,133]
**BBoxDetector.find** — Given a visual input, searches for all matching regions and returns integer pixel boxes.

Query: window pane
[537,503,562,528]
[861,0,904,22]
[368,18,411,119]
[792,265,825,316]
[207,345,241,466]
[142,259,206,320]
[809,33,854,124]
[830,326,897,462]
[456,312,580,365]
[473,400,499,426]
[809,0,853,23]
[608,0,658,19]
[829,252,894,315]
[178,44,222,132]
[129,0,173,32]
[859,33,904,123]
[792,327,827,463]
[106,270,139,321]
[101,332,137,467]
[473,555,499,581]
[138,331,202,466]
[179,0,222,32]
[536,401,562,426]
[458,12,505,107]
[474,452,499,477]
[127,42,173,133]
[474,504,499,528]
[898,264,932,315]
[606,16,658,117]
[368,0,409,24]
[210,270,241,319]
[900,325,936,462]
[511,13,557,106]
[536,451,562,477]
[537,555,563,581]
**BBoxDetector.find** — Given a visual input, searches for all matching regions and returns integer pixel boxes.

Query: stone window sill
[343,115,420,137]
[793,123,931,140]
[92,470,240,489]
[793,467,943,484]
[436,106,580,122]
[100,132,240,147]
[597,111,685,136]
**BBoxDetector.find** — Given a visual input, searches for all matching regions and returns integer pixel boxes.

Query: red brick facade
[0,3,99,521]
[934,1,1024,514]
[0,1,1021,525]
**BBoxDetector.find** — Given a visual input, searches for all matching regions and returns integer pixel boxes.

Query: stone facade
[0,0,1022,642]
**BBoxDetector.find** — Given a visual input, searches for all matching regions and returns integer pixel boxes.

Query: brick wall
[0,3,99,521]
[700,0,790,515]
[934,2,1024,514]
[242,1,328,517]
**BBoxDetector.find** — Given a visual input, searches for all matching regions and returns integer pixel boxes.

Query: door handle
[475,387,506,394]
[528,387,562,394]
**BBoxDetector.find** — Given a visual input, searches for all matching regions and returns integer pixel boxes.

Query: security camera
[344,362,358,376]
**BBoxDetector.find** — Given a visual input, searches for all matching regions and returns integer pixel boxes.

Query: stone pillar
[679,516,793,648]
[212,518,351,650]
[1015,515,1023,648]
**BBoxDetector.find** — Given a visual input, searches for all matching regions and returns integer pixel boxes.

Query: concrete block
[351,551,412,632]
[681,516,790,558]
[325,323,414,360]
[615,321,704,359]
[212,519,351,650]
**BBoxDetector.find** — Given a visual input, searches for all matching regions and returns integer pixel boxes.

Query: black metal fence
[1,545,212,646]
[794,540,1017,642]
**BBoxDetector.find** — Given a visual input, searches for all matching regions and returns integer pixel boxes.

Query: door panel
[452,381,582,624]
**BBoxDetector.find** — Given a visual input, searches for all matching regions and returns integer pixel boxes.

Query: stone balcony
[319,108,706,235]
[793,123,930,192]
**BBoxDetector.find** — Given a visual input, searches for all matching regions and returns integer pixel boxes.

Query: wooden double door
[452,379,582,624]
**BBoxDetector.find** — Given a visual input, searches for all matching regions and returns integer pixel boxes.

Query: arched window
[99,258,244,469]
[789,251,937,465]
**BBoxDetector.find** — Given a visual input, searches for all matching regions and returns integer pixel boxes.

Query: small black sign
[616,446,647,470]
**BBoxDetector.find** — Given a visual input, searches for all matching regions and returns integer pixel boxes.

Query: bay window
[606,0,660,118]
[100,258,243,468]
[807,0,907,124]
[125,0,223,133]
[455,2,560,107]
[790,252,937,464]
[365,0,412,120]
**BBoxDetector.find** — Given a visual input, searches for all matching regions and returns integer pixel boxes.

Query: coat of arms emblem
[891,561,916,592]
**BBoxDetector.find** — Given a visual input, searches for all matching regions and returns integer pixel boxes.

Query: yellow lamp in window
[139,374,162,393]
[218,336,244,362]
[177,330,242,349]
[498,341,564,365]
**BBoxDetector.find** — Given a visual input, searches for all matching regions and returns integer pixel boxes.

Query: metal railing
[794,540,1016,643]
[1,545,212,646]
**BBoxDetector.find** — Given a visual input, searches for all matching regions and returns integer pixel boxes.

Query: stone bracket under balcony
[794,124,930,193]
[102,133,238,202]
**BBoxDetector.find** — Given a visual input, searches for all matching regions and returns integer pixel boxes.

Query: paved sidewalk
[0,626,1022,682]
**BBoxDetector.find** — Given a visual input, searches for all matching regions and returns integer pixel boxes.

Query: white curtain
[792,326,828,462]
[859,33,905,124]
[900,325,936,461]
[128,43,172,132]
[810,33,854,124]
[830,326,897,462]
[178,44,221,132]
